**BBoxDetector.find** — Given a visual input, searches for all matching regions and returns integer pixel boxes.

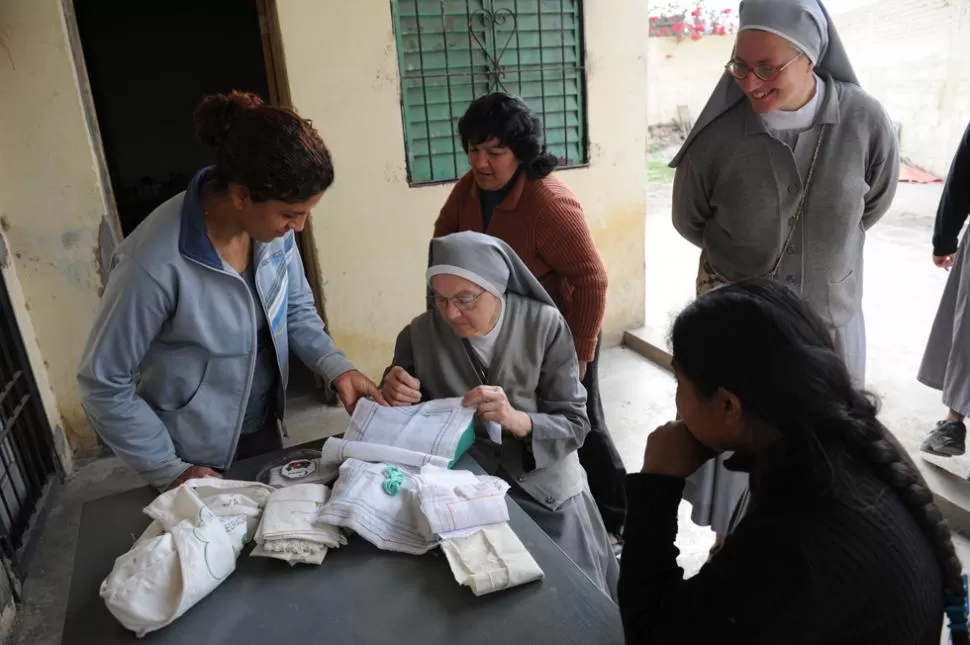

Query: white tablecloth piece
[252,483,346,566]
[100,478,275,637]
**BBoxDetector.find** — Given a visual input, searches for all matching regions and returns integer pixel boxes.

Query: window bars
[393,0,588,184]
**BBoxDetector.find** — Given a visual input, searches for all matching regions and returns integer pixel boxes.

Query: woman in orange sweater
[433,93,627,544]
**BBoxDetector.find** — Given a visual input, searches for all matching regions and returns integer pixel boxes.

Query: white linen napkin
[252,483,346,565]
[316,459,437,555]
[440,523,545,596]
[413,465,511,536]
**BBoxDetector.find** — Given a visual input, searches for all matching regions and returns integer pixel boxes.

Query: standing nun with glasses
[667,0,899,551]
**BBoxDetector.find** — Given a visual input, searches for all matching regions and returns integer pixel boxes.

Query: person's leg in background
[577,332,628,546]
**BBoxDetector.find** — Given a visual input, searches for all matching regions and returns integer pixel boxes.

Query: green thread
[192,508,220,580]
[382,466,406,496]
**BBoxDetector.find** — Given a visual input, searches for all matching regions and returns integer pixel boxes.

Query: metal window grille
[0,273,60,583]
[392,0,588,185]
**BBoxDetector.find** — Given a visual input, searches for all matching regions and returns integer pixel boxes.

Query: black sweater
[618,458,944,644]
[933,120,970,256]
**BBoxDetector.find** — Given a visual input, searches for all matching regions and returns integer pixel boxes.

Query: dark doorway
[72,0,320,398]
[73,0,272,235]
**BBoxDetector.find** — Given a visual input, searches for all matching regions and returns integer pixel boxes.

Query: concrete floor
[8,346,714,644]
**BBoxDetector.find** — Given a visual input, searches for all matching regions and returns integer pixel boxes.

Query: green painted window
[391,0,587,185]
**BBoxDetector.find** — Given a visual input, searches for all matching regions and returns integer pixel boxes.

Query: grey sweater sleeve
[284,234,356,385]
[672,154,712,247]
[861,112,901,231]
[526,316,591,469]
[77,256,191,490]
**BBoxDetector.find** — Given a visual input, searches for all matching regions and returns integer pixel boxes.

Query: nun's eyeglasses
[725,53,801,81]
[434,291,486,311]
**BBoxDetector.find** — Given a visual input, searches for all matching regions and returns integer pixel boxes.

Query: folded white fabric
[317,459,437,555]
[414,465,511,536]
[321,437,452,473]
[343,397,475,463]
[440,523,545,596]
[100,478,275,637]
[252,483,346,566]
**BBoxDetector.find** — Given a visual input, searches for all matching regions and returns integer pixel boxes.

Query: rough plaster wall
[647,36,734,126]
[0,0,110,454]
[275,0,649,379]
[837,0,970,178]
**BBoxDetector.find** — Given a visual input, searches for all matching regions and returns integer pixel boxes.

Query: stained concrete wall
[275,0,650,380]
[647,36,734,127]
[837,0,970,178]
[0,0,111,454]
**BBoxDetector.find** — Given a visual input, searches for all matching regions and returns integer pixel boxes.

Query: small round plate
[280,458,317,480]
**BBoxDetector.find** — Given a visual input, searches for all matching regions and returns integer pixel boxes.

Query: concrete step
[622,326,672,372]
[622,327,970,538]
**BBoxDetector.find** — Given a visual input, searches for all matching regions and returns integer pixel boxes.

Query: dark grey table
[61,442,624,644]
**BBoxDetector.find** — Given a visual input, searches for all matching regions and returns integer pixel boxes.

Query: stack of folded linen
[414,465,511,536]
[251,483,347,565]
[317,460,544,595]
[438,523,545,596]
[412,465,544,596]
[316,459,437,555]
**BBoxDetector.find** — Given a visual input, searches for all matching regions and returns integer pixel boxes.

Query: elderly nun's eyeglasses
[725,52,802,82]
[434,291,486,311]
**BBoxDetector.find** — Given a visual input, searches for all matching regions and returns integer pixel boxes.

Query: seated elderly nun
[381,231,619,598]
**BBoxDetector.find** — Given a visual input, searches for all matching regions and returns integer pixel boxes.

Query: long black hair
[671,279,968,644]
[457,93,558,179]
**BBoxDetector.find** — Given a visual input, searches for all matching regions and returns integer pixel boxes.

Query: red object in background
[899,162,942,184]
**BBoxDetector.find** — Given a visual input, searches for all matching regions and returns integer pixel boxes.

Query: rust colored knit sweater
[433,170,608,362]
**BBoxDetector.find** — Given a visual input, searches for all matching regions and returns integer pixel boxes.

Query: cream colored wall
[647,36,734,126]
[0,0,111,453]
[276,0,649,380]
[0,233,73,473]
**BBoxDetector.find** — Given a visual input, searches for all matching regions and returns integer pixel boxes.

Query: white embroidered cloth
[317,436,451,483]
[413,465,510,536]
[252,483,346,566]
[441,523,545,596]
[316,459,437,555]
[100,478,274,637]
[342,397,475,463]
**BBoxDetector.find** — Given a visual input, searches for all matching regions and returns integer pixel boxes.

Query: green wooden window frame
[391,0,588,186]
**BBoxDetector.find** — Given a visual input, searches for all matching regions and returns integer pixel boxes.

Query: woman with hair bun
[433,93,627,548]
[78,91,384,491]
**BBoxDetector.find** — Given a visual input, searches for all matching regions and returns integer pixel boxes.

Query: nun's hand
[463,385,533,439]
[934,254,956,271]
[333,370,388,415]
[382,366,422,407]
[641,420,716,478]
